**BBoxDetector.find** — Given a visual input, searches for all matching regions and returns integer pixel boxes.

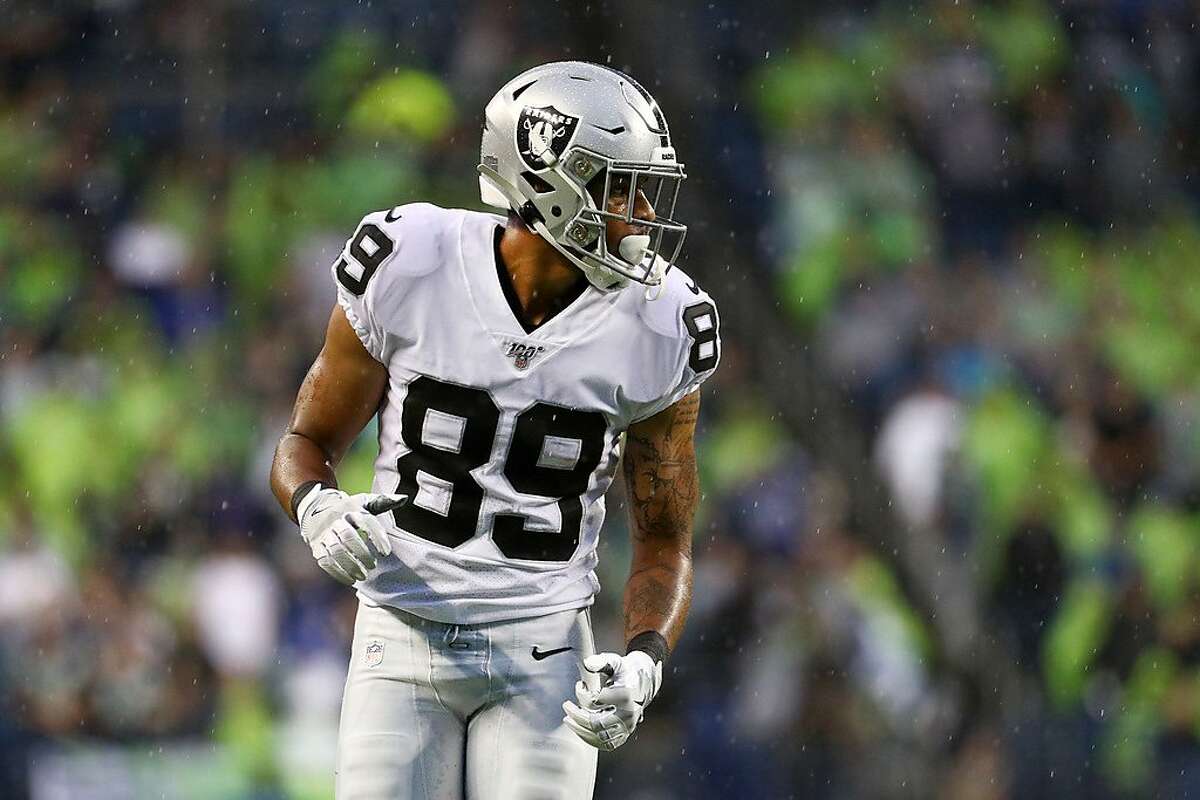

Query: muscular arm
[270,306,388,521]
[621,390,701,651]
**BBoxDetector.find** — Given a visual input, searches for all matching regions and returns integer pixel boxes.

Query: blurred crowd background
[3,1,1200,798]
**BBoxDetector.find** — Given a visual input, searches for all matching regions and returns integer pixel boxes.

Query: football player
[270,61,720,799]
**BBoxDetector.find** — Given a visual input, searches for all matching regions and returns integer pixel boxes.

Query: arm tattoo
[624,392,699,542]
[621,391,701,649]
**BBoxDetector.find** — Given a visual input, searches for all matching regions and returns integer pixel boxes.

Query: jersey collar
[491,227,591,335]
[458,213,619,345]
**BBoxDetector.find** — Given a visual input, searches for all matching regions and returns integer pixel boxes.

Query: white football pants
[335,600,599,800]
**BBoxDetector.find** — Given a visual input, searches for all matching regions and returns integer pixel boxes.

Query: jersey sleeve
[329,203,447,362]
[629,273,722,422]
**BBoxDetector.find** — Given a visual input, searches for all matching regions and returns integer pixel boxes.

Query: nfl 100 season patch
[516,105,579,170]
[503,340,547,371]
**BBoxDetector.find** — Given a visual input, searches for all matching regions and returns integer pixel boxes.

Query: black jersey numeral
[392,377,499,548]
[336,222,394,296]
[683,301,719,372]
[493,403,607,560]
[392,376,607,561]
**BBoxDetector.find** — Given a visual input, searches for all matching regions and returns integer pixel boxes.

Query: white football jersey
[330,203,720,624]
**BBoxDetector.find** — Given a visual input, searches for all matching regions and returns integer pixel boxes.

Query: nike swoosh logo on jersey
[531,646,573,661]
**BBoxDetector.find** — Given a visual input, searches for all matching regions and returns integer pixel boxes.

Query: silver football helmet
[478,61,686,291]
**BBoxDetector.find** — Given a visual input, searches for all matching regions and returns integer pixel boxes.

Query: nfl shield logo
[365,640,385,668]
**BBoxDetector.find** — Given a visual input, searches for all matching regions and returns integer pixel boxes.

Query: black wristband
[290,480,325,523]
[626,631,670,666]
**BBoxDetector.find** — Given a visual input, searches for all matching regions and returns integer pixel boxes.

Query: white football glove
[561,651,663,751]
[295,485,407,585]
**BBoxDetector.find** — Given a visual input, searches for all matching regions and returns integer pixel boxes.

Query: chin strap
[641,254,670,300]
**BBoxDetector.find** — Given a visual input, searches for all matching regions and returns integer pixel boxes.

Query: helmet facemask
[557,149,687,288]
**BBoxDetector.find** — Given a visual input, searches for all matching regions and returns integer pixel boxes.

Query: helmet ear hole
[521,171,555,194]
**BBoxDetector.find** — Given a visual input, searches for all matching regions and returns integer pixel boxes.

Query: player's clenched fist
[294,485,407,584]
[562,651,663,751]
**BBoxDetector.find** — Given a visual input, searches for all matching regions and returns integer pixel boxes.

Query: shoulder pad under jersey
[627,266,722,421]
[330,203,465,360]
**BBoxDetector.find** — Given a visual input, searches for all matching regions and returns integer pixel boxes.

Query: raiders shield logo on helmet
[516,105,579,171]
